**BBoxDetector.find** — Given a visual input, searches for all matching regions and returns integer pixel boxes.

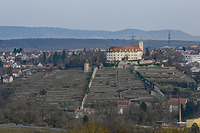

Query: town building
[169,98,187,112]
[2,75,13,83]
[117,100,130,114]
[106,41,143,61]
[184,54,200,63]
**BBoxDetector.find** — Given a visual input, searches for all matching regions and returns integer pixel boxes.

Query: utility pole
[130,32,136,46]
[168,30,171,46]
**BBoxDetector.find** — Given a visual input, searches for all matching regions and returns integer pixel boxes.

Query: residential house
[169,98,187,112]
[2,74,13,83]
[22,69,33,75]
[117,100,130,114]
[12,69,22,77]
[75,108,83,119]
[37,63,43,68]
[191,67,200,73]
[12,63,21,68]
[3,62,11,68]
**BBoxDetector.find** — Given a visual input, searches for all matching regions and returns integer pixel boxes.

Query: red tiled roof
[12,69,20,73]
[42,67,51,70]
[108,46,142,52]
[169,98,187,105]
[118,100,130,111]
[75,109,83,112]
[117,100,130,106]
[29,67,38,70]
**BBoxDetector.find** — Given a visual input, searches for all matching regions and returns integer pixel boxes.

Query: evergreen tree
[43,52,46,64]
[185,101,196,118]
[61,50,66,63]
[0,60,3,67]
[13,48,17,54]
[53,52,58,66]
[140,102,147,112]
[191,123,199,133]
[145,48,150,57]
[82,115,89,123]
[183,47,186,51]
[19,48,23,53]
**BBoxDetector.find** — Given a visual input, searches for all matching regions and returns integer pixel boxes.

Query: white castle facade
[106,41,143,61]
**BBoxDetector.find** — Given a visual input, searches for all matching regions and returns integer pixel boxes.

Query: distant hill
[0,38,200,51]
[0,26,200,41]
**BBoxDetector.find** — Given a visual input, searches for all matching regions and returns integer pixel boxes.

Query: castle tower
[139,41,143,51]
[84,59,89,73]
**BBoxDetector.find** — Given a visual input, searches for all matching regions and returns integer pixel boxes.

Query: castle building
[106,41,143,61]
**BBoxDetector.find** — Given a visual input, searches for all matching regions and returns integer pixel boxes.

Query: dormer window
[115,49,116,51]
[110,49,112,51]
[129,49,131,51]
[125,49,126,51]
[135,49,137,52]
[132,49,133,51]
[120,49,121,52]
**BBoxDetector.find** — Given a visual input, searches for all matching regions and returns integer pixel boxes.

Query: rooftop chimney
[179,97,182,122]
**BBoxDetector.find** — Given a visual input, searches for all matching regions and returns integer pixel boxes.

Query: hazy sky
[0,0,200,35]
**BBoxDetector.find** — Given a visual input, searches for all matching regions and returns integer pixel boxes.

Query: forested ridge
[0,38,199,50]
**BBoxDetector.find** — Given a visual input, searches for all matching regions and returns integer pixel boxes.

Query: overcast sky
[0,0,200,35]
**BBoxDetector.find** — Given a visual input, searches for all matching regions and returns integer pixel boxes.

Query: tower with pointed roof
[84,59,89,72]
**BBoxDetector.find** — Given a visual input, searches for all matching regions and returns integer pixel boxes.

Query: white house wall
[106,51,143,61]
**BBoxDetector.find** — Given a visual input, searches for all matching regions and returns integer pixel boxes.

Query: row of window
[108,51,137,54]
[107,57,138,60]
[110,49,138,52]
[107,54,137,56]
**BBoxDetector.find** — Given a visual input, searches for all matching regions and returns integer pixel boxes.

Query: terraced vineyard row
[12,69,91,112]
[85,67,153,108]
[135,65,196,92]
